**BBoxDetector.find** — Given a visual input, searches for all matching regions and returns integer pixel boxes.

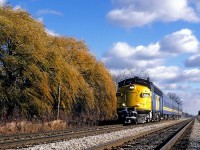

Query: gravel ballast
[18,120,186,150]
[187,118,200,149]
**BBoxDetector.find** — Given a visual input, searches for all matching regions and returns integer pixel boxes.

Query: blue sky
[2,0,200,115]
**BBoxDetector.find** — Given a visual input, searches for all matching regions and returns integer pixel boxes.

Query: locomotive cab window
[116,92,122,97]
[141,93,150,98]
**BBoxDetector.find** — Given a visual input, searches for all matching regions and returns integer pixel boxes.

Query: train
[116,76,182,124]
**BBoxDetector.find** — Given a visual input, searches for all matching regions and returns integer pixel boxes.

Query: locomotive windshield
[118,77,149,87]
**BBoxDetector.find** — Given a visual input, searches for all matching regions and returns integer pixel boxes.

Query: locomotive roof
[118,76,150,87]
[118,76,163,95]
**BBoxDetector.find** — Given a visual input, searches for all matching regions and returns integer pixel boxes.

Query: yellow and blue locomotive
[116,76,182,124]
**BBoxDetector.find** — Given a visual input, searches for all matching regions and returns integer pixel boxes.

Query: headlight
[136,103,140,107]
[122,103,126,107]
[129,85,135,90]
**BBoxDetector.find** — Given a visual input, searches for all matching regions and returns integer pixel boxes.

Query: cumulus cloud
[185,54,200,67]
[182,68,200,82]
[110,64,200,86]
[160,83,191,91]
[178,90,200,115]
[111,65,197,83]
[103,41,163,69]
[193,0,200,13]
[107,42,161,59]
[160,29,200,54]
[145,66,200,83]
[37,9,63,16]
[146,66,180,82]
[103,29,199,71]
[107,0,200,28]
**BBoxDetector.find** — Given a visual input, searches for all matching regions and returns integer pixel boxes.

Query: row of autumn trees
[0,7,117,123]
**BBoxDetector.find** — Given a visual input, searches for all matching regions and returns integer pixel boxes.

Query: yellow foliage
[0,6,116,122]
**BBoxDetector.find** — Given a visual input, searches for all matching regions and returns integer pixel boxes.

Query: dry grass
[0,120,67,135]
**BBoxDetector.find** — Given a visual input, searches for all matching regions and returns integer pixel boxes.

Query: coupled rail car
[116,77,182,124]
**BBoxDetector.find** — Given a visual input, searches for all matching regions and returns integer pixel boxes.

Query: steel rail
[0,125,121,142]
[0,120,170,145]
[0,124,124,150]
[158,119,194,150]
[88,119,192,150]
[0,119,188,149]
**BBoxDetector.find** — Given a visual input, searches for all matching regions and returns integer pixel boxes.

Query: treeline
[0,7,116,124]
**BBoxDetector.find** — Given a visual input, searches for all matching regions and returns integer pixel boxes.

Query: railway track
[89,119,194,150]
[0,119,190,149]
[0,124,124,149]
[0,122,162,149]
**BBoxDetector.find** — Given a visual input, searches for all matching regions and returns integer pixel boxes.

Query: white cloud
[146,66,180,81]
[108,42,134,58]
[107,42,161,59]
[107,0,200,28]
[110,64,200,85]
[13,5,22,10]
[45,29,60,37]
[110,68,136,77]
[160,29,200,54]
[102,29,199,71]
[160,83,191,91]
[185,54,200,67]
[0,0,6,6]
[145,66,200,83]
[178,90,200,115]
[182,68,200,81]
[145,66,200,84]
[36,17,44,23]
[193,0,200,13]
[103,41,163,69]
[37,9,63,16]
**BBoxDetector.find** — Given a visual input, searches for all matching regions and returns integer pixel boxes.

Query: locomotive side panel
[151,92,163,113]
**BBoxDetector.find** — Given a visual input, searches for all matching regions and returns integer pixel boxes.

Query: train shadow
[98,120,122,126]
